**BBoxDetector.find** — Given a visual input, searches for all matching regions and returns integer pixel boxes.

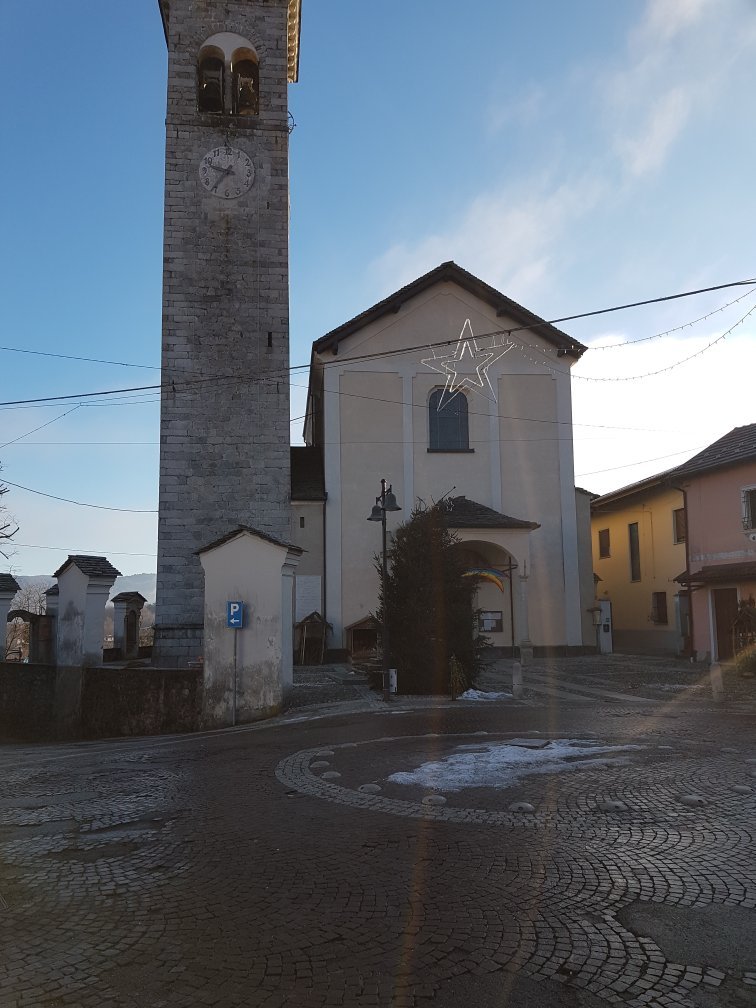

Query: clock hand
[211,165,234,191]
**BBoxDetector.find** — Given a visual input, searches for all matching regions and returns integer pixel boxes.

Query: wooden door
[712,587,738,660]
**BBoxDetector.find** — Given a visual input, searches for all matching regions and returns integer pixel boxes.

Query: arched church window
[429,389,470,451]
[198,50,225,114]
[232,51,260,116]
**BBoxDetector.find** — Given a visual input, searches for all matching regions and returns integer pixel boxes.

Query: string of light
[586,288,756,349]
[509,298,756,382]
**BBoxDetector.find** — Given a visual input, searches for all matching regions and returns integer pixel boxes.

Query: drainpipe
[322,490,328,643]
[672,483,695,660]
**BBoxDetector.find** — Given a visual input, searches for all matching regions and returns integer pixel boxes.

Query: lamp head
[384,488,401,512]
[367,502,383,522]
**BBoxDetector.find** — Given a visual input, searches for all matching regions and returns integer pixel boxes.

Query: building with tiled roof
[672,425,756,662]
[589,424,756,661]
[591,472,687,654]
[673,424,756,480]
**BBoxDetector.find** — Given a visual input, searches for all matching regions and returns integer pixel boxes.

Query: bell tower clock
[153,1,302,664]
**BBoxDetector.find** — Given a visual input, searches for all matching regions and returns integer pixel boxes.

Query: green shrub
[734,643,756,678]
[376,504,489,695]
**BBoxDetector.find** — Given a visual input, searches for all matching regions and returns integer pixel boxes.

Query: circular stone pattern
[276,733,751,846]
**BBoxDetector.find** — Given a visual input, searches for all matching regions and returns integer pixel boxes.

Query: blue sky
[1,0,755,576]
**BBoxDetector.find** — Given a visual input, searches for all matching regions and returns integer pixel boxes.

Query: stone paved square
[0,658,754,1007]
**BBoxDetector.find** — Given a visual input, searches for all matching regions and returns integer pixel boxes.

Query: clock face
[198,146,255,199]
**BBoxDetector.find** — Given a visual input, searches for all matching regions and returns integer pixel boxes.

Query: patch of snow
[387,739,644,793]
[459,689,513,701]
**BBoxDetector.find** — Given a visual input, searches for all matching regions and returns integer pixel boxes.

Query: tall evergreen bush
[376,503,487,694]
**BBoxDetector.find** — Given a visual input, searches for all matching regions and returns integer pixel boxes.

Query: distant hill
[14,572,157,606]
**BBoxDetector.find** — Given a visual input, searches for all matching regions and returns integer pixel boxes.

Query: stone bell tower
[153,1,302,664]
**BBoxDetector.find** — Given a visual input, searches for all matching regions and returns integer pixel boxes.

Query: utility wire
[11,542,157,556]
[1,478,157,513]
[2,277,755,408]
[575,446,706,479]
[1,276,754,374]
[0,405,81,451]
[0,346,159,369]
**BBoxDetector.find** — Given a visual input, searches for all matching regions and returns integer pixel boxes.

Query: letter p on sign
[226,601,244,629]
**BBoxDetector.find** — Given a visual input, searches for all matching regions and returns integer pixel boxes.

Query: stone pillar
[53,556,121,668]
[112,593,147,659]
[41,585,59,664]
[0,574,20,658]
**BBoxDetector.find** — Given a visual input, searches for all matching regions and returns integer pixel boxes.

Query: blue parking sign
[226,601,244,629]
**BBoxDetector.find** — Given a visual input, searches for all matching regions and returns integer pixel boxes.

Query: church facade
[291,263,597,657]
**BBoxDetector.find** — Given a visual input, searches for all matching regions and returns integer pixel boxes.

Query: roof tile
[0,573,20,594]
[443,496,539,531]
[674,424,756,479]
[52,556,122,580]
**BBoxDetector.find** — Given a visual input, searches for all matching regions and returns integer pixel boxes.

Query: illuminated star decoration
[421,319,515,409]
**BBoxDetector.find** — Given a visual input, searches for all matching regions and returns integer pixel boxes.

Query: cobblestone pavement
[0,668,754,1007]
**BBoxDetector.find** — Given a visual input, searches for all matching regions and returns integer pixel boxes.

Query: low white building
[290,262,596,657]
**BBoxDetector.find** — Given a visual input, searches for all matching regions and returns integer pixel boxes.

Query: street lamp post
[367,478,401,702]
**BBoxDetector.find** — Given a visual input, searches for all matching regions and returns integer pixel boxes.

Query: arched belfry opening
[197,33,260,116]
[197,46,225,114]
[232,48,260,116]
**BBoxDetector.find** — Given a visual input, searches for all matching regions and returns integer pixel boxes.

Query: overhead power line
[0,405,81,451]
[575,446,706,479]
[1,478,157,513]
[11,543,157,557]
[1,277,754,408]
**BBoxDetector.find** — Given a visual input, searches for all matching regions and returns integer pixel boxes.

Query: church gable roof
[312,262,586,359]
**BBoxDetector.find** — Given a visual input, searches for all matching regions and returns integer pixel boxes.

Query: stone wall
[80,668,201,740]
[0,664,202,742]
[0,663,56,740]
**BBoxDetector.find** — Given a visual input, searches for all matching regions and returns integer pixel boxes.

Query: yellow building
[591,473,688,654]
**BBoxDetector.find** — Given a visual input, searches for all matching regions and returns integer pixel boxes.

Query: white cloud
[371,173,605,307]
[641,0,711,42]
[487,83,545,135]
[571,321,756,495]
[368,0,756,305]
[614,86,691,177]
